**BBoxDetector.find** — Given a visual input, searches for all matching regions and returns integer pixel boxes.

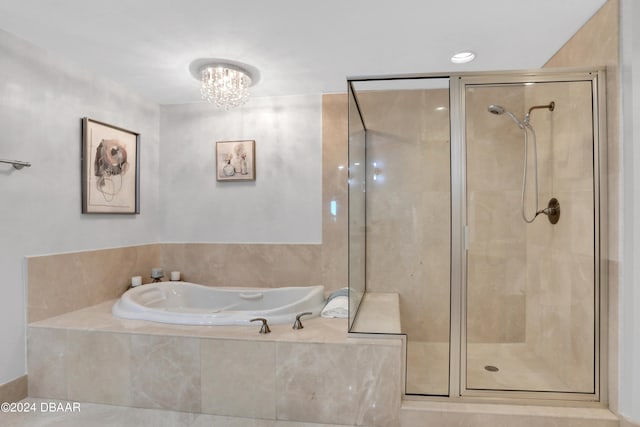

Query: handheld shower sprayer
[486,101,559,224]
[487,104,525,129]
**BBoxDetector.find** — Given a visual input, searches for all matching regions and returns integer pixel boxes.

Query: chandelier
[190,60,257,110]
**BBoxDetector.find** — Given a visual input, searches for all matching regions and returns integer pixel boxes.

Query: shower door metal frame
[346,68,608,406]
[453,69,607,404]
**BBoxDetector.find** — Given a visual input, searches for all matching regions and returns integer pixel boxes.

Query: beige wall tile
[27,327,67,399]
[130,334,201,412]
[27,242,327,325]
[201,339,276,419]
[0,374,27,403]
[27,244,159,323]
[160,243,323,288]
[65,330,131,405]
[543,0,618,400]
[275,342,400,426]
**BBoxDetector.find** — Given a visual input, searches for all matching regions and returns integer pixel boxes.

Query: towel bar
[0,158,31,170]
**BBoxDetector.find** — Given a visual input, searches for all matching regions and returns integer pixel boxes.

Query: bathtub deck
[28,300,403,427]
[29,299,360,343]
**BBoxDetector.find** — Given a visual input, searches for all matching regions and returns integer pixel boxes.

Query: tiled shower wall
[465,85,528,344]
[356,88,451,344]
[523,81,596,392]
[543,0,620,409]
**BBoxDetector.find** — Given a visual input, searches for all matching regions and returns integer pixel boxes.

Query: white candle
[131,276,142,287]
[170,271,181,281]
[151,268,163,279]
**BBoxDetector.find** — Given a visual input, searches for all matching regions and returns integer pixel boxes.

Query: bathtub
[112,282,326,326]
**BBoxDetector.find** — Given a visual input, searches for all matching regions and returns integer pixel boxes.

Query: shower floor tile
[406,341,570,395]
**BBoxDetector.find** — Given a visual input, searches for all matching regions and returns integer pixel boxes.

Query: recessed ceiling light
[450,51,476,64]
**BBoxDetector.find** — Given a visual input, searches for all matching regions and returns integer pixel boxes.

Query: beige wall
[544,0,619,408]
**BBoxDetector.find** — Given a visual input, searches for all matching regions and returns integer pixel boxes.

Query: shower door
[347,69,606,402]
[460,74,603,398]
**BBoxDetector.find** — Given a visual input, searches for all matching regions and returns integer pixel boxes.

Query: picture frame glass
[82,118,139,214]
[216,140,256,181]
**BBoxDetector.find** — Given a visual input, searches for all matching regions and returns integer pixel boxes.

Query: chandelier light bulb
[199,64,253,110]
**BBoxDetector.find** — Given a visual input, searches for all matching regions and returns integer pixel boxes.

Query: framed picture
[82,118,140,214]
[216,140,256,181]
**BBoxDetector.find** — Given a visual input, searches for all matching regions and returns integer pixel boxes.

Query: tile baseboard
[0,375,27,403]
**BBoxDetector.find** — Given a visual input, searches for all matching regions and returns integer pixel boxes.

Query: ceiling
[0,0,607,105]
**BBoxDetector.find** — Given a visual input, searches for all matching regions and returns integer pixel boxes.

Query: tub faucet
[250,318,271,334]
[292,312,312,330]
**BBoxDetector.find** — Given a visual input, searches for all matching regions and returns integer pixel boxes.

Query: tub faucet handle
[250,318,271,334]
[292,312,312,330]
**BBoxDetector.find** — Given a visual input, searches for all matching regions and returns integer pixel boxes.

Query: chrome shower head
[487,104,524,129]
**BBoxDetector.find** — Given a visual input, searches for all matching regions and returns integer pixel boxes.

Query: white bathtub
[112,282,326,326]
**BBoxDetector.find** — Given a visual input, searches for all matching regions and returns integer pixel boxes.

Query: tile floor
[1,398,364,427]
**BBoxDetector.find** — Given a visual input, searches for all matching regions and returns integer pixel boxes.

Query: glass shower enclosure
[347,69,607,402]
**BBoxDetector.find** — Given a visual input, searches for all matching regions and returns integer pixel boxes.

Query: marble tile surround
[27,244,160,323]
[201,339,275,419]
[28,302,402,427]
[159,243,324,289]
[27,242,330,324]
[544,0,619,409]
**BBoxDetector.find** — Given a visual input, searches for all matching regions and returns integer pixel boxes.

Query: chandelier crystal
[200,65,252,110]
